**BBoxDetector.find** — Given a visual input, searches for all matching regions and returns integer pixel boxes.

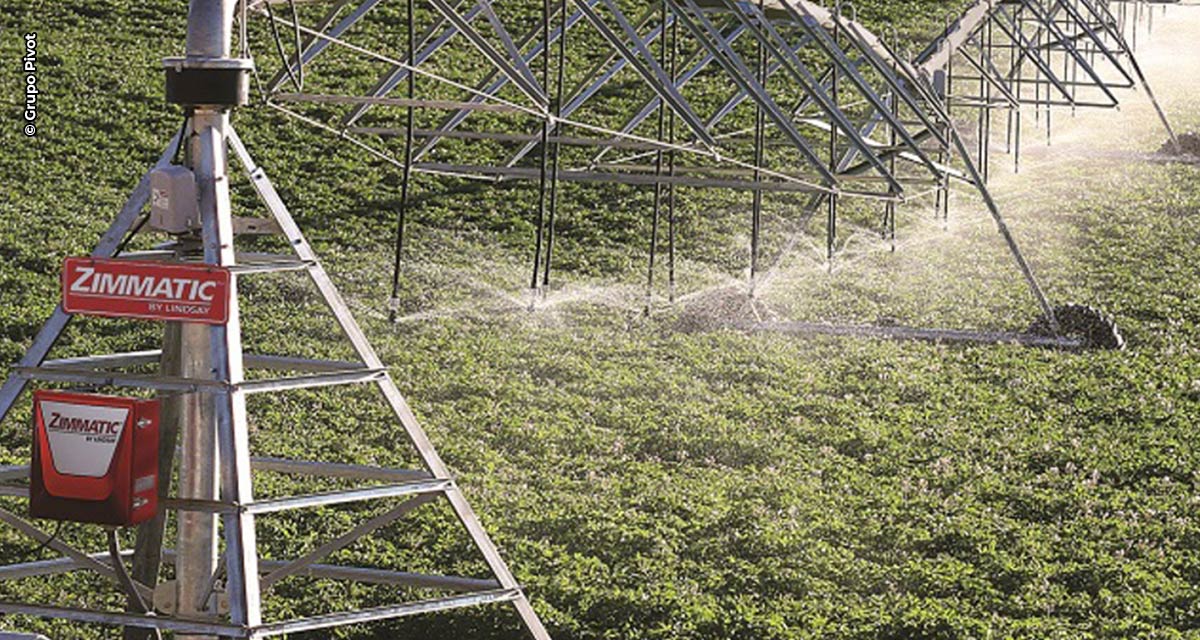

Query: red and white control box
[30,390,160,526]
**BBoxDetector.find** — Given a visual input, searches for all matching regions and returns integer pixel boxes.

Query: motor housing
[149,165,201,234]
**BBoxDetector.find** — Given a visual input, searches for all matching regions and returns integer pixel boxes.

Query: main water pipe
[177,3,238,639]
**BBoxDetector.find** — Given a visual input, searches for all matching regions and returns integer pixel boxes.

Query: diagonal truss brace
[673,0,838,186]
[504,5,663,168]
[414,0,589,161]
[427,0,549,109]
[724,1,912,190]
[573,0,718,148]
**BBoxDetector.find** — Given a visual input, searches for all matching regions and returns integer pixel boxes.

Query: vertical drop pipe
[982,11,993,183]
[750,0,767,292]
[177,3,237,638]
[542,0,567,290]
[885,32,898,251]
[389,0,418,322]
[1034,4,1042,129]
[530,0,552,305]
[940,22,954,225]
[1013,27,1023,174]
[1043,23,1052,145]
[1069,0,1079,118]
[666,6,679,303]
[826,1,840,268]
[647,1,668,313]
[1005,7,1016,160]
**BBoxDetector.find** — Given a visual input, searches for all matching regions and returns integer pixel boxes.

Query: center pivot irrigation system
[0,0,1177,638]
[252,0,1175,349]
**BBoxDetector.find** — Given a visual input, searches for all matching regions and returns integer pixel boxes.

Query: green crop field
[1,1,1199,639]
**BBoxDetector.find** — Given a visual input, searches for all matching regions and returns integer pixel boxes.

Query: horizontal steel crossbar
[0,602,244,636]
[229,259,315,275]
[271,92,524,112]
[415,162,837,193]
[0,550,500,593]
[256,561,501,592]
[40,351,368,374]
[253,588,522,636]
[236,368,387,394]
[249,457,431,481]
[0,589,520,637]
[164,479,454,515]
[41,350,162,369]
[0,457,430,486]
[16,365,385,394]
[250,478,452,514]
[14,366,226,393]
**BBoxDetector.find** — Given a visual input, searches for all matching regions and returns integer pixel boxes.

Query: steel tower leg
[0,134,179,426]
[227,129,553,640]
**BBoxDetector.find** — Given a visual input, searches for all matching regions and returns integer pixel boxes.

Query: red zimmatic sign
[62,257,231,324]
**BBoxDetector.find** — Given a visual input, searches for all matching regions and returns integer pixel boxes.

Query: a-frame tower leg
[0,134,181,426]
[227,128,552,639]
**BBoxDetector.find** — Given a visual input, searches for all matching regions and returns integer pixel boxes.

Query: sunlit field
[1,1,1199,638]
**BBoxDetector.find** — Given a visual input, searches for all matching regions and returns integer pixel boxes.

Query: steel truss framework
[0,1,1174,639]
[915,0,1179,184]
[247,0,1171,340]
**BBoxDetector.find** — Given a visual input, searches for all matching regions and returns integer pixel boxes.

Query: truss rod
[426,0,549,107]
[265,11,815,185]
[783,1,949,176]
[415,0,583,160]
[342,0,477,126]
[573,0,717,147]
[273,93,523,111]
[506,5,661,168]
[672,0,838,186]
[416,162,892,196]
[725,0,910,191]
[593,21,745,165]
[270,96,831,192]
